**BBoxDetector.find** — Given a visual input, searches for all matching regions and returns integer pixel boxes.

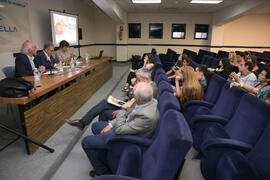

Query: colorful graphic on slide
[52,13,77,45]
[55,17,66,36]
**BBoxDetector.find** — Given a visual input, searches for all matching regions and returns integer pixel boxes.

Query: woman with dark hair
[231,67,270,101]
[209,58,232,79]
[167,54,191,80]
[122,53,154,92]
[247,55,259,72]
[175,66,204,105]
[55,40,76,63]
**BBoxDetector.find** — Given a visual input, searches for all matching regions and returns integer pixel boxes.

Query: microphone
[48,57,53,76]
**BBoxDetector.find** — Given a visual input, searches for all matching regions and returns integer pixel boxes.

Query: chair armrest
[190,115,229,128]
[183,100,214,110]
[107,135,152,150]
[93,175,139,180]
[201,138,253,155]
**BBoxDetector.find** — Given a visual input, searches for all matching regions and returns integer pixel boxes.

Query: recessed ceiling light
[0,4,5,8]
[190,0,222,4]
[132,0,162,4]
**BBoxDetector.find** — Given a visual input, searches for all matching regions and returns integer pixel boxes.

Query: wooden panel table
[0,57,113,154]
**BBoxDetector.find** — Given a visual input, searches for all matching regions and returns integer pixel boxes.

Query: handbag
[0,77,34,98]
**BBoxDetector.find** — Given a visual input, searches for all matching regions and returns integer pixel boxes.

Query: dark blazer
[15,53,37,76]
[35,51,58,69]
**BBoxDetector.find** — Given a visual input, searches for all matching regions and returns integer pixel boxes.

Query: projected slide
[50,11,78,46]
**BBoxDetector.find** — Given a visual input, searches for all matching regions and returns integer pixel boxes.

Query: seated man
[195,64,208,91]
[15,40,45,76]
[228,60,257,86]
[35,42,58,69]
[81,82,159,177]
[65,68,157,130]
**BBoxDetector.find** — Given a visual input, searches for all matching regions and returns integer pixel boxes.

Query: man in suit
[35,42,58,69]
[65,68,158,130]
[81,82,159,177]
[15,40,45,76]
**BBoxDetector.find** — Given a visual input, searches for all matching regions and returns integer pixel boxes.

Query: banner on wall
[0,0,31,53]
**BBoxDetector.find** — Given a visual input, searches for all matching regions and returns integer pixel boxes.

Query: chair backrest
[158,91,180,115]
[157,80,174,96]
[204,74,227,104]
[210,58,220,68]
[142,109,192,180]
[247,119,270,180]
[2,66,15,78]
[225,93,270,146]
[211,82,247,119]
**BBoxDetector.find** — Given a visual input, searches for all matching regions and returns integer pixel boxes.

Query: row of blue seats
[182,69,270,179]
[93,53,193,180]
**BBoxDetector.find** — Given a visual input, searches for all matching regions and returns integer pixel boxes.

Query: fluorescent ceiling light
[132,0,161,4]
[190,0,222,4]
[0,4,5,8]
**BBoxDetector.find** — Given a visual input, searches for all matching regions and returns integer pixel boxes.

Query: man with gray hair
[15,40,45,76]
[66,68,158,129]
[35,42,58,69]
[81,82,159,177]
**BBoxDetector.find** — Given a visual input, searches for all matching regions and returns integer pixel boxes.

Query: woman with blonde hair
[175,66,204,105]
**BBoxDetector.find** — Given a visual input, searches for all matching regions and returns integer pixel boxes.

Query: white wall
[126,13,213,57]
[211,14,270,53]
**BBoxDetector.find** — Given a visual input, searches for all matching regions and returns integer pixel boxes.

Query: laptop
[90,50,103,59]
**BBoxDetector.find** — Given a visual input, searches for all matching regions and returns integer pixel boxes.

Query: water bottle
[33,68,40,82]
[70,59,75,69]
[85,53,89,63]
[59,61,64,72]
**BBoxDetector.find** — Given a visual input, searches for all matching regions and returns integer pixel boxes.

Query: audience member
[65,68,157,129]
[246,54,259,72]
[168,56,192,80]
[81,82,159,177]
[265,89,270,104]
[55,40,75,63]
[175,66,204,105]
[209,58,232,79]
[35,42,58,69]
[231,67,270,101]
[195,64,208,91]
[122,53,154,92]
[166,53,188,76]
[15,40,45,76]
[228,60,257,86]
[229,51,237,64]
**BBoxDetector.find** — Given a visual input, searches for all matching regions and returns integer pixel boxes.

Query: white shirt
[237,72,257,87]
[43,50,51,61]
[27,55,36,70]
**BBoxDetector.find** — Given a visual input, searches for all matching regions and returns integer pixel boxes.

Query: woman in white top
[55,40,75,63]
[143,53,154,72]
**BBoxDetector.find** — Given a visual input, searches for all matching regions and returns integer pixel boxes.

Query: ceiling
[114,0,244,14]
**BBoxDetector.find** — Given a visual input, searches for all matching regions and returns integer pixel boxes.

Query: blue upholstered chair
[158,91,180,115]
[215,120,270,180]
[190,83,247,149]
[199,94,270,180]
[95,109,193,180]
[2,66,15,78]
[157,81,174,96]
[183,73,227,123]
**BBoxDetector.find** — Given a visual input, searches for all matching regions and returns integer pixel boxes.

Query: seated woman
[166,53,188,76]
[168,56,192,80]
[246,54,259,72]
[230,67,270,101]
[122,53,154,92]
[233,54,245,67]
[209,58,232,79]
[229,51,237,65]
[175,66,204,106]
[55,40,76,64]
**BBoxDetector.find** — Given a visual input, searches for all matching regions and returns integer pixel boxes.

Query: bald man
[15,40,45,76]
[81,82,159,177]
